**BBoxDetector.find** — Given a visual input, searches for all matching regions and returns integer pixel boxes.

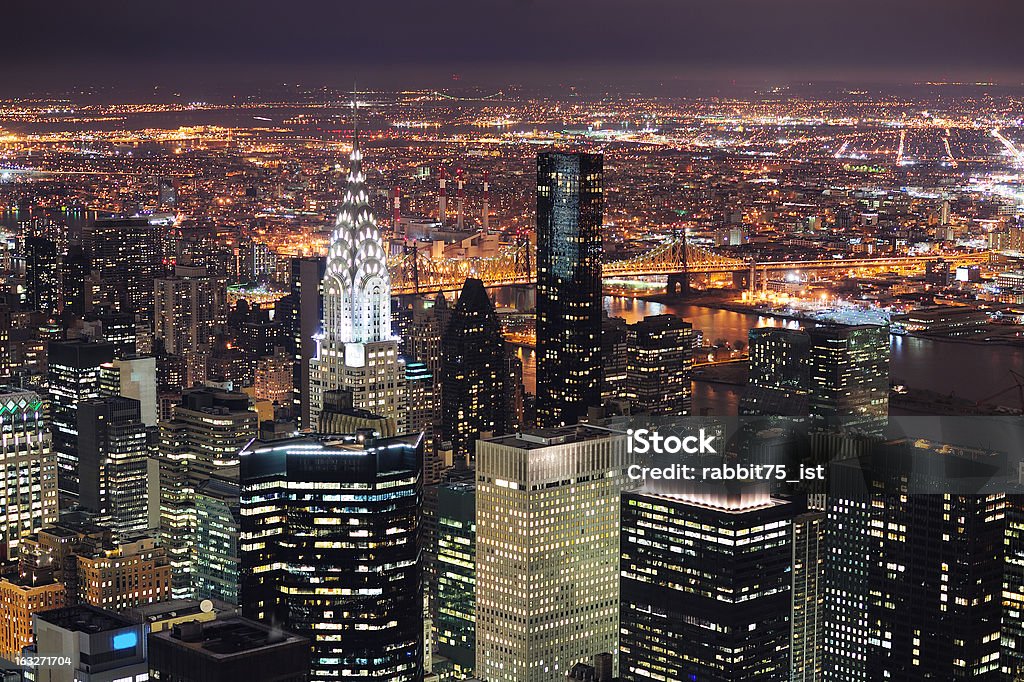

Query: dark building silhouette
[76,396,150,539]
[624,314,695,416]
[239,433,423,682]
[620,492,798,681]
[148,617,310,682]
[441,278,512,459]
[47,339,116,495]
[824,440,1005,681]
[84,218,162,321]
[535,151,603,427]
[20,235,60,316]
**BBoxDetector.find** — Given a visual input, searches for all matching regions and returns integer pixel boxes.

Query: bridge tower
[666,227,691,296]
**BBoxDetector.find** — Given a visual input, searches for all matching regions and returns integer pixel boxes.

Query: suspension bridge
[388,237,990,296]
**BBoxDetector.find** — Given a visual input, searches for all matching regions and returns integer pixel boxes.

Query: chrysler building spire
[321,101,393,346]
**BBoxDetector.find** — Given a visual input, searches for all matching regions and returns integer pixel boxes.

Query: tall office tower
[33,606,148,682]
[99,356,158,426]
[61,244,96,318]
[436,480,476,679]
[620,492,798,682]
[84,217,162,320]
[824,440,1005,682]
[475,427,626,682]
[239,433,423,682]
[791,511,826,682]
[149,617,311,682]
[440,278,512,460]
[279,256,325,429]
[0,387,58,560]
[535,152,603,427]
[741,327,811,416]
[154,264,227,389]
[601,315,628,401]
[47,339,115,495]
[75,536,172,610]
[405,359,435,436]
[157,387,257,598]
[77,397,150,539]
[193,476,240,605]
[309,135,406,430]
[624,314,695,415]
[20,235,60,316]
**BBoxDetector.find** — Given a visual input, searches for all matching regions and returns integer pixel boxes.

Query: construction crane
[976,370,1024,412]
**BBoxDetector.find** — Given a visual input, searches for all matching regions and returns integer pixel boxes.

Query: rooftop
[37,605,135,633]
[151,617,306,659]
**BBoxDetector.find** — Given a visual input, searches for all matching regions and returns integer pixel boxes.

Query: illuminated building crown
[322,123,393,345]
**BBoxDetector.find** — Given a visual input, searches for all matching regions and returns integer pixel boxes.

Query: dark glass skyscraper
[239,432,423,682]
[47,339,115,495]
[620,492,798,682]
[441,278,511,459]
[535,151,603,428]
[435,480,475,678]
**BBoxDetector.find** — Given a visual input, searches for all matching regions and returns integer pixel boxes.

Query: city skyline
[2,8,1024,678]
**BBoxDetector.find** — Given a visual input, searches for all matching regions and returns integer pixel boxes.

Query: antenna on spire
[351,81,359,149]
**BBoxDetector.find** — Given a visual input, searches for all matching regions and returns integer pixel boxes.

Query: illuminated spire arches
[322,139,394,345]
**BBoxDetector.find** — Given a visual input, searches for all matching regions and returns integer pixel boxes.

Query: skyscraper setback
[535,152,604,428]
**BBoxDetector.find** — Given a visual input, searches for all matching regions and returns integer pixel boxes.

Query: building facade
[239,433,423,681]
[535,152,604,427]
[475,427,625,682]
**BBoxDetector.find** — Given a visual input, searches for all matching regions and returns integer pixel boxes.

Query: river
[515,296,1024,415]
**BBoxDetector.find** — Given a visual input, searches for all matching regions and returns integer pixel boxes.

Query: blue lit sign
[112,631,138,650]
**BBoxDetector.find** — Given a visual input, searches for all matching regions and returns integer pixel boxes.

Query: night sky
[4,0,1024,94]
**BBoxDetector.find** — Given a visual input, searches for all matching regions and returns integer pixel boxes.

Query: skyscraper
[309,134,405,430]
[280,256,325,430]
[0,387,58,560]
[193,476,240,606]
[535,152,603,427]
[84,217,162,320]
[47,339,115,495]
[807,325,890,431]
[824,440,1004,681]
[239,432,423,682]
[20,235,60,317]
[740,324,890,431]
[156,387,257,598]
[791,511,826,682]
[77,396,150,540]
[742,326,811,416]
[435,480,476,678]
[441,278,512,459]
[154,264,227,389]
[475,426,625,682]
[619,492,797,682]
[624,314,695,415]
